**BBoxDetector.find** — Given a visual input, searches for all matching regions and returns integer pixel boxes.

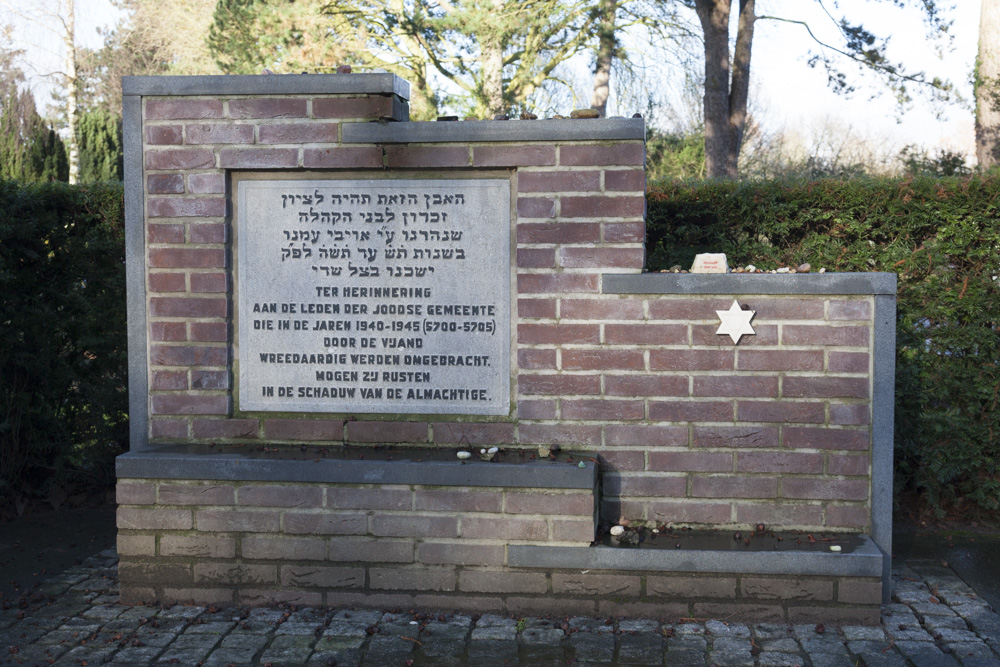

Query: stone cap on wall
[342,117,646,144]
[116,445,597,490]
[603,272,897,295]
[122,73,410,100]
[510,535,884,578]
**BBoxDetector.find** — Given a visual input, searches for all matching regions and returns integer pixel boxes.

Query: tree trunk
[590,0,616,117]
[977,0,1000,168]
[481,0,506,117]
[65,0,79,184]
[694,0,755,179]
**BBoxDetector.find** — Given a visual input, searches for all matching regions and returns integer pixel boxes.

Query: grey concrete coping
[342,117,645,144]
[122,74,410,100]
[510,534,884,577]
[115,447,596,489]
[603,272,897,295]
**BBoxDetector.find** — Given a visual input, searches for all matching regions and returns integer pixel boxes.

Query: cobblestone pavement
[2,550,999,666]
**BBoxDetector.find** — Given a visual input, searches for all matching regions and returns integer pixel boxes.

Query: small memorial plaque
[690,253,729,274]
[236,178,511,415]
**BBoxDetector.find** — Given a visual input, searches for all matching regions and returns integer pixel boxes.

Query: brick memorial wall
[117,74,894,623]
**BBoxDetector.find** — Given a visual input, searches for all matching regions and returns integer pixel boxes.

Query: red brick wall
[140,90,873,534]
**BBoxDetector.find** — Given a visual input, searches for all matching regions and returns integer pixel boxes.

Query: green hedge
[0,180,127,502]
[2,177,997,517]
[647,175,1000,516]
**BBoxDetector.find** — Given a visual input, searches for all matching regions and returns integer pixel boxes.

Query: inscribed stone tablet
[236,178,511,415]
[690,253,729,274]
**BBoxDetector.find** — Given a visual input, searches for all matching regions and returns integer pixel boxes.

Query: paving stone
[315,634,365,651]
[665,650,707,666]
[104,616,144,632]
[754,623,794,640]
[275,621,323,635]
[163,632,222,650]
[520,626,565,644]
[259,633,317,665]
[112,644,165,662]
[758,651,807,666]
[708,648,754,666]
[963,610,1000,637]
[672,622,707,636]
[569,631,615,663]
[843,625,887,642]
[621,619,663,633]
[923,614,969,634]
[80,604,125,621]
[219,633,269,651]
[130,630,178,648]
[706,620,751,638]
[477,614,516,628]
[760,637,800,652]
[885,624,935,641]
[933,627,983,643]
[946,641,1000,664]
[362,633,416,666]
[157,605,205,621]
[54,644,118,664]
[185,620,236,634]
[800,636,848,654]
[323,620,370,639]
[331,609,382,625]
[912,601,960,617]
[3,642,68,664]
[417,622,468,658]
[895,639,962,666]
[308,648,362,667]
[667,635,707,652]
[855,646,909,667]
[569,616,614,633]
[808,653,855,667]
[287,607,330,624]
[472,624,517,641]
[468,638,519,666]
[713,637,752,652]
[618,633,665,665]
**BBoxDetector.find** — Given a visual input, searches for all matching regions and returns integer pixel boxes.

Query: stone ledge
[342,118,645,144]
[122,74,410,100]
[603,272,897,296]
[116,446,597,490]
[509,534,884,578]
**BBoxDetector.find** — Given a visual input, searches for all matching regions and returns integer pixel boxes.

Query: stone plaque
[236,178,511,415]
[690,253,729,274]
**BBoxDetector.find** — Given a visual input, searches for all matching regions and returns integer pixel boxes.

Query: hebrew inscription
[237,178,511,415]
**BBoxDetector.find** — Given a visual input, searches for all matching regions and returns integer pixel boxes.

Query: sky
[4,0,981,164]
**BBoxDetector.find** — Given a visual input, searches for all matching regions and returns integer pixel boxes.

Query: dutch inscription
[237,178,511,415]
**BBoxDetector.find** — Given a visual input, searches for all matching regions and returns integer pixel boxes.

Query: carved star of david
[716,300,756,344]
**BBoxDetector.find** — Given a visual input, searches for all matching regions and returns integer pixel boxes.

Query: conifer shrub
[0,180,127,503]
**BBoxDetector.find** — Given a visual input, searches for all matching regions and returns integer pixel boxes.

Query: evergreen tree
[0,68,68,183]
[77,109,123,182]
[25,123,69,183]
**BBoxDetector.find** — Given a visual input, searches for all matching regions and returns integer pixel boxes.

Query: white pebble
[610,525,625,536]
[830,545,841,552]
[745,264,756,272]
[457,451,471,459]
[488,446,499,454]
